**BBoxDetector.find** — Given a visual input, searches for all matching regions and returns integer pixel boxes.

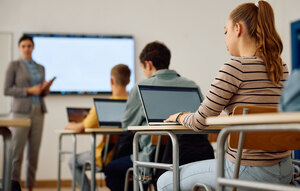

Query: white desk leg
[1,127,12,191]
[133,133,140,191]
[168,132,179,191]
[91,133,96,191]
[72,134,77,191]
[57,134,63,191]
[133,131,180,191]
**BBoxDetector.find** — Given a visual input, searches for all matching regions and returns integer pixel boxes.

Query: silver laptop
[66,107,90,122]
[138,85,202,126]
[93,98,127,127]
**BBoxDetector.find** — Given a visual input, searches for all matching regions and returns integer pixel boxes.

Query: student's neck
[239,37,257,57]
[112,86,128,98]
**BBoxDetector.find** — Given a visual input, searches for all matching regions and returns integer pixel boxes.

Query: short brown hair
[139,41,171,70]
[111,64,131,86]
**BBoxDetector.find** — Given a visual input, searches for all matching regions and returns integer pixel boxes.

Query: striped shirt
[182,57,291,166]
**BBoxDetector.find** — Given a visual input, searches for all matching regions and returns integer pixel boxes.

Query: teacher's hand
[27,84,42,95]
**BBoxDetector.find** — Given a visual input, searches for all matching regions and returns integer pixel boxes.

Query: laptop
[66,107,90,122]
[93,98,127,127]
[138,85,202,126]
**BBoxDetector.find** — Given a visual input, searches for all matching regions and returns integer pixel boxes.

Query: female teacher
[4,35,49,191]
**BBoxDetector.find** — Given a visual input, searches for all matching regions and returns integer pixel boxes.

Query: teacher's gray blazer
[4,59,47,113]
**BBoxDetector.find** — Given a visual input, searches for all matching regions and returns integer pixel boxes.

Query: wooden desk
[206,112,300,126]
[206,112,300,191]
[0,117,30,191]
[128,125,222,191]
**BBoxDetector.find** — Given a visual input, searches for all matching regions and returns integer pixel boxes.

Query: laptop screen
[66,108,90,122]
[93,98,127,126]
[138,85,202,123]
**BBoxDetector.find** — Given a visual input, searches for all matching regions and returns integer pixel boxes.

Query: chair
[193,104,278,191]
[80,134,119,190]
[124,135,169,191]
[214,105,300,191]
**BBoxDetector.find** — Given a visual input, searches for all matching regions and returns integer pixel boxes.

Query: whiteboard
[0,33,12,114]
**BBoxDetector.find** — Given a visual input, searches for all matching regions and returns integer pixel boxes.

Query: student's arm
[82,107,99,129]
[64,107,98,133]
[64,122,84,133]
[166,60,242,131]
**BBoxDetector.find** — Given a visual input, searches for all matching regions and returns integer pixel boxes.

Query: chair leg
[81,162,88,191]
[139,181,144,191]
[124,167,133,191]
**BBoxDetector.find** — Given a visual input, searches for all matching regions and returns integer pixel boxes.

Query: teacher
[4,35,48,191]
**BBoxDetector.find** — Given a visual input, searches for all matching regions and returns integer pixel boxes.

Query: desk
[56,128,126,191]
[206,111,300,125]
[206,112,300,191]
[0,117,30,191]
[84,128,126,191]
[128,125,222,191]
[56,130,88,191]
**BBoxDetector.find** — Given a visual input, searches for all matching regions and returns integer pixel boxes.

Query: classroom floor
[22,187,110,191]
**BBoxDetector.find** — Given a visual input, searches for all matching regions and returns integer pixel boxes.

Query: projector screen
[25,33,135,94]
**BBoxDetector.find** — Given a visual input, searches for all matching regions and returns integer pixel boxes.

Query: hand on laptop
[165,112,188,124]
[64,122,84,133]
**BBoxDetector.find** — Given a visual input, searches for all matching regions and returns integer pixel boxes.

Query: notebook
[138,85,202,126]
[93,98,127,127]
[66,107,90,122]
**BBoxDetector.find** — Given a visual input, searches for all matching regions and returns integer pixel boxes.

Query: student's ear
[235,22,242,37]
[110,77,115,86]
[144,61,154,70]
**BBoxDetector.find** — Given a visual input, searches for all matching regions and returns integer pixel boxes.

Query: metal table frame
[216,124,300,191]
[57,131,85,191]
[0,127,12,191]
[130,127,221,191]
[84,128,128,191]
[0,118,30,191]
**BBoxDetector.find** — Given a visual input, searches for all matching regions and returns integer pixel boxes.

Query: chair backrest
[151,135,169,146]
[229,104,300,151]
[208,106,278,144]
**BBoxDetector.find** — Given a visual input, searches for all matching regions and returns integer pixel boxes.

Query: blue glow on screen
[26,33,135,94]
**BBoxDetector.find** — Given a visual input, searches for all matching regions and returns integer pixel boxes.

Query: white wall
[0,0,300,180]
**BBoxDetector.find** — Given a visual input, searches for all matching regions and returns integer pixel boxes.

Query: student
[64,64,130,191]
[158,1,291,190]
[104,41,214,191]
[4,35,51,191]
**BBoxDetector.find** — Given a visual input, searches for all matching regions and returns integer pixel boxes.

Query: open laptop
[93,98,127,127]
[138,85,202,126]
[66,107,90,122]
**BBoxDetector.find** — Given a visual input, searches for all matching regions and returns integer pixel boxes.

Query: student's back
[105,41,214,191]
[158,1,292,190]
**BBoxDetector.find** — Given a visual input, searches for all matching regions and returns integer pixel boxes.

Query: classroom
[1,0,300,191]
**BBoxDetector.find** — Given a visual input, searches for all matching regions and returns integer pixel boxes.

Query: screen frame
[93,98,127,127]
[291,20,300,70]
[137,85,202,123]
[24,32,135,95]
[66,107,90,122]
